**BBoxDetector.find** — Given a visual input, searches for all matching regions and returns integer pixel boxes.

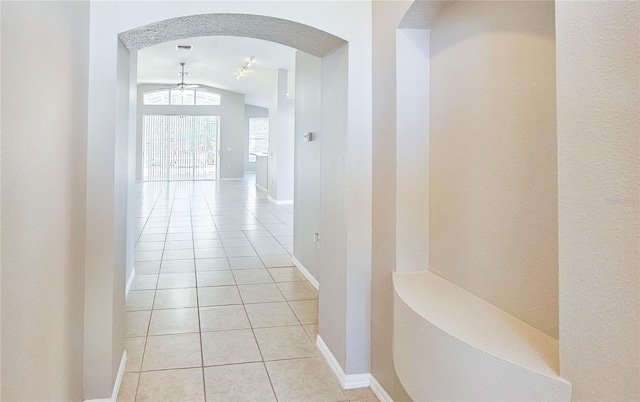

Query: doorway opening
[83,10,361,399]
[142,115,219,181]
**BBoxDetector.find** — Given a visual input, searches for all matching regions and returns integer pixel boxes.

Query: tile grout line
[239,259,280,401]
[132,182,174,401]
[129,179,345,402]
[133,182,164,248]
[189,183,209,402]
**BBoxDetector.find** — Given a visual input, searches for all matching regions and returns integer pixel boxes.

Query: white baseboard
[369,375,394,402]
[292,256,319,291]
[267,195,294,205]
[84,351,127,402]
[125,268,136,298]
[316,335,371,390]
[111,351,127,401]
[256,183,267,193]
[219,177,243,181]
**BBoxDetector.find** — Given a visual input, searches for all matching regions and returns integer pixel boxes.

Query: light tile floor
[119,177,379,402]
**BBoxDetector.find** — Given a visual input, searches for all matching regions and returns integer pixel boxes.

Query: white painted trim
[267,195,294,205]
[292,255,319,290]
[84,351,127,402]
[219,177,244,181]
[316,335,348,387]
[345,374,372,389]
[369,375,394,402]
[256,183,267,193]
[125,267,135,298]
[316,335,371,390]
[111,351,127,401]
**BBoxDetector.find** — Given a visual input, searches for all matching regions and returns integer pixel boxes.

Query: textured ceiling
[119,13,346,57]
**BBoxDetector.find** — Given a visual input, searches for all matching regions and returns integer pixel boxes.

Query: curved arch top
[119,13,347,57]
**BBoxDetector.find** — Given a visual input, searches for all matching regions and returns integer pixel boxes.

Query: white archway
[84,6,372,399]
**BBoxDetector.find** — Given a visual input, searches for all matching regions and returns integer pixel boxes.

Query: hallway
[119,176,378,401]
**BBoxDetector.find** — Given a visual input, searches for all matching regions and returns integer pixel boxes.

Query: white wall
[277,78,295,202]
[136,84,246,181]
[220,90,246,180]
[294,51,322,281]
[395,28,429,273]
[1,2,88,399]
[268,69,295,202]
[84,2,129,398]
[244,104,269,172]
[370,1,415,399]
[112,37,131,390]
[319,44,350,370]
[126,53,138,289]
[1,4,3,397]
[429,0,559,338]
[556,1,640,399]
[255,155,269,191]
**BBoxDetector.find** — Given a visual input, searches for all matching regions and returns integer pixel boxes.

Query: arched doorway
[84,6,372,399]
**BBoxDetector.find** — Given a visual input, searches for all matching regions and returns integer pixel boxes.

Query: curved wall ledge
[393,271,571,401]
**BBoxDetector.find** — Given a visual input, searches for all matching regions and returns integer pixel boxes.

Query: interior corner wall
[268,71,279,199]
[0,1,89,400]
[0,4,3,398]
[126,52,138,289]
[370,1,413,400]
[220,91,246,179]
[429,0,559,338]
[276,97,295,202]
[112,37,130,381]
[267,69,295,202]
[319,43,349,371]
[395,28,430,274]
[294,51,322,282]
[84,1,127,398]
[556,1,640,399]
[244,104,268,172]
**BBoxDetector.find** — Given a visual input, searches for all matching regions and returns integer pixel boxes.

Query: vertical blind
[143,115,219,181]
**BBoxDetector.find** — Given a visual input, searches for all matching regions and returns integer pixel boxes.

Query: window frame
[143,89,221,106]
[248,117,269,163]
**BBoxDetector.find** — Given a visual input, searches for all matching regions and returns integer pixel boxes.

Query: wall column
[556,2,640,400]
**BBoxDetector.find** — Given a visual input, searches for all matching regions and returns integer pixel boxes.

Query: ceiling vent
[176,45,193,51]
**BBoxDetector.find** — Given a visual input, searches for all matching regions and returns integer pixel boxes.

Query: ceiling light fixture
[160,62,199,92]
[235,56,255,80]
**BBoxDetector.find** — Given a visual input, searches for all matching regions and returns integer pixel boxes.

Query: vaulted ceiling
[137,35,297,108]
